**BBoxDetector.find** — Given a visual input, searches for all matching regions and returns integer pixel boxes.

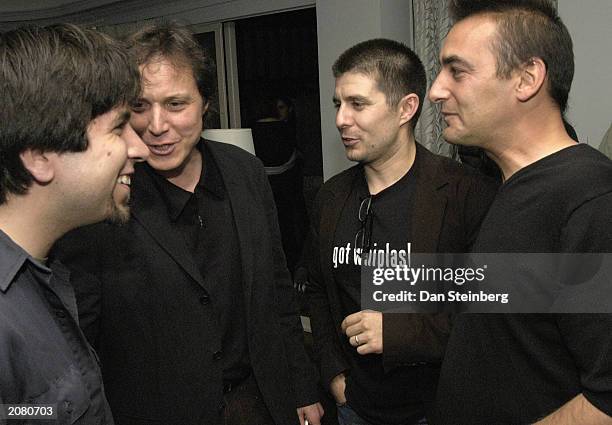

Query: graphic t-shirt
[331,164,428,425]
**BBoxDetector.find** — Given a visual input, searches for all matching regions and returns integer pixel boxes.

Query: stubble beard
[106,194,130,225]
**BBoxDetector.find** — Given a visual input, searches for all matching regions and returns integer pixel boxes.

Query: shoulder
[205,139,263,170]
[416,144,498,193]
[567,144,612,187]
[319,165,361,195]
[203,140,273,202]
[52,222,119,268]
[541,144,612,206]
[310,165,360,221]
[419,144,477,178]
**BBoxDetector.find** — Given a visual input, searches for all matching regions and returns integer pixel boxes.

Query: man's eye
[333,103,340,110]
[352,102,365,109]
[167,101,185,110]
[450,67,465,79]
[112,124,126,135]
[130,102,146,112]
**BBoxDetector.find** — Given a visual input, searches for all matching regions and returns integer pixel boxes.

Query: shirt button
[55,310,67,318]
[199,294,210,305]
[213,350,223,360]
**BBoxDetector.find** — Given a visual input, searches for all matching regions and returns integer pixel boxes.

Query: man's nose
[428,72,448,104]
[335,104,353,129]
[123,123,149,162]
[148,104,169,136]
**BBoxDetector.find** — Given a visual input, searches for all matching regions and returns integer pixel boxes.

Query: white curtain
[412,0,456,158]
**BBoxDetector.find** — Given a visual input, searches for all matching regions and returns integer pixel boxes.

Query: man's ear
[19,149,55,184]
[398,93,419,127]
[516,57,547,102]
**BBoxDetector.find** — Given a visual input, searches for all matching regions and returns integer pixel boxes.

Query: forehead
[87,104,128,134]
[334,71,382,97]
[139,57,199,97]
[441,15,499,64]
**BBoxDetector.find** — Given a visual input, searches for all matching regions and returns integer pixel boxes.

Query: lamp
[202,128,255,156]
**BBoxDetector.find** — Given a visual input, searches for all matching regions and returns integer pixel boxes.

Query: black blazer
[54,140,317,425]
[307,143,497,390]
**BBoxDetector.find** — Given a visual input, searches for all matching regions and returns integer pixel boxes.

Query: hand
[330,373,347,405]
[297,402,324,425]
[341,310,383,355]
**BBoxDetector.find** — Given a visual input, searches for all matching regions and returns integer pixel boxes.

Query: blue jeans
[337,403,427,425]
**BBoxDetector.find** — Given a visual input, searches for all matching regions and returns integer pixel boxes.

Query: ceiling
[0,0,132,26]
[0,0,120,14]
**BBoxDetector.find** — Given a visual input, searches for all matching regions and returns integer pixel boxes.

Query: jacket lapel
[206,143,255,308]
[411,143,448,253]
[320,167,359,318]
[130,164,207,288]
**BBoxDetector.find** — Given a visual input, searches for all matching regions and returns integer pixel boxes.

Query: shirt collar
[147,139,226,222]
[0,229,51,293]
[198,141,226,200]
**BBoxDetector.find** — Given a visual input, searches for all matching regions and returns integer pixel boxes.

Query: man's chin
[344,149,364,163]
[106,202,130,225]
[441,128,460,145]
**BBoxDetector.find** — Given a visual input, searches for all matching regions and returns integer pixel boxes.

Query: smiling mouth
[342,137,359,146]
[147,143,176,155]
[441,113,459,124]
[117,175,131,186]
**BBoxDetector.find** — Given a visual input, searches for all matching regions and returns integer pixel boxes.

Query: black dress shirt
[0,229,113,424]
[147,141,250,383]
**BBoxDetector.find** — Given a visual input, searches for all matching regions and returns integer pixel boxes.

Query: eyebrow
[165,94,192,101]
[136,93,194,103]
[114,110,131,127]
[332,95,370,104]
[441,55,475,71]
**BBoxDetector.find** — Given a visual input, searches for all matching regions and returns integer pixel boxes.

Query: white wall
[558,0,612,146]
[315,0,412,180]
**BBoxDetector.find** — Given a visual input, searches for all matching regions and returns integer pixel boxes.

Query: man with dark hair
[54,22,323,425]
[0,24,148,423]
[429,0,612,423]
[307,38,495,425]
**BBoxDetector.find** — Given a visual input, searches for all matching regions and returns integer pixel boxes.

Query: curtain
[412,0,457,159]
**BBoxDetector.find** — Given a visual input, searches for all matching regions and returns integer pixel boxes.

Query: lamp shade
[202,128,255,156]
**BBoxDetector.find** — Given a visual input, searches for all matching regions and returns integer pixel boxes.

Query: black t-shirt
[332,163,428,425]
[435,144,612,424]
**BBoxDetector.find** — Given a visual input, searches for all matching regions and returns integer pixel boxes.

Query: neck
[485,112,576,181]
[0,197,66,259]
[163,148,203,192]
[364,134,417,194]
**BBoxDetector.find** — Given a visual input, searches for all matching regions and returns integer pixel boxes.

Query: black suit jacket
[54,140,317,425]
[307,143,497,396]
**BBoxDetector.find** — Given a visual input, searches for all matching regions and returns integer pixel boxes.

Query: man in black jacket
[307,39,495,425]
[54,22,322,425]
